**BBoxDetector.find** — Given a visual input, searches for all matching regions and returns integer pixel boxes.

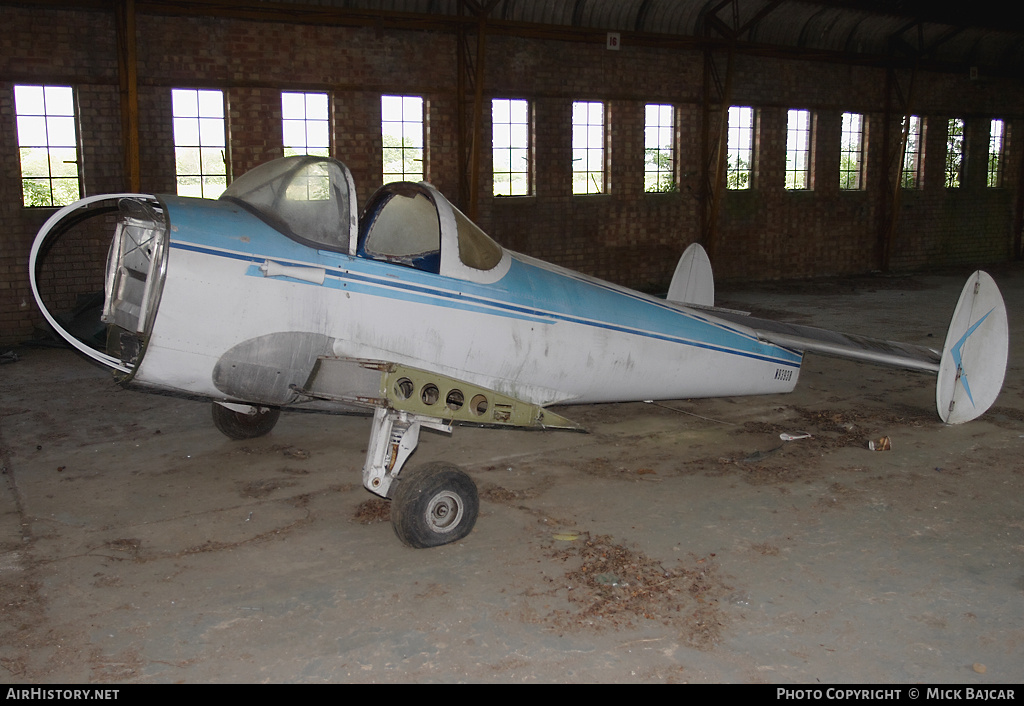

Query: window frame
[491,98,531,197]
[381,94,425,184]
[840,112,866,191]
[644,103,676,193]
[901,115,925,190]
[987,119,1005,188]
[282,91,330,158]
[945,117,965,189]
[571,100,606,195]
[172,88,228,199]
[785,109,813,191]
[14,84,82,208]
[726,106,754,190]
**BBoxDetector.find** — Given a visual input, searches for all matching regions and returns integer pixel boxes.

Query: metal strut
[362,406,451,498]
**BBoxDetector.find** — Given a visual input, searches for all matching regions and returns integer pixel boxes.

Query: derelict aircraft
[30,155,1009,548]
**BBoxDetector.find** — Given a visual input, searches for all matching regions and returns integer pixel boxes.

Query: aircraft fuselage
[129,195,802,410]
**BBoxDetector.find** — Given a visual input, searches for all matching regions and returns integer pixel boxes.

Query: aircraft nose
[29,193,165,374]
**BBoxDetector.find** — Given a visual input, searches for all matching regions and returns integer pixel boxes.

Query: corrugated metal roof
[497,0,576,26]
[632,0,706,36]
[573,0,648,32]
[257,0,1024,71]
[748,2,827,47]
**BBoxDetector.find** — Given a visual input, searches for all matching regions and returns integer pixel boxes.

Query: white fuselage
[130,197,802,409]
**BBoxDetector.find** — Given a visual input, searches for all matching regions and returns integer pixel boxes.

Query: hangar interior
[1,0,1024,684]
[3,0,1024,344]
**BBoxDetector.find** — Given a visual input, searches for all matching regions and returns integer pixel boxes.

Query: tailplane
[699,269,1008,424]
[936,271,1008,423]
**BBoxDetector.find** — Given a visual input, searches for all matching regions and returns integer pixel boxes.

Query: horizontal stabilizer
[707,309,942,372]
[707,270,1008,423]
[936,271,1008,424]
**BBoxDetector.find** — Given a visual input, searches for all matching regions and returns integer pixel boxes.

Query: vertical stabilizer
[667,243,715,306]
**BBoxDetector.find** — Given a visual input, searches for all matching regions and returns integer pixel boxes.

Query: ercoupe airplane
[30,155,1008,548]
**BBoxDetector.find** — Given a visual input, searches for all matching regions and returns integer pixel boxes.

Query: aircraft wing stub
[380,362,581,431]
[294,356,581,431]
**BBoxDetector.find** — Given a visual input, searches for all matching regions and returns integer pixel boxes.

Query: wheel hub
[426,491,463,533]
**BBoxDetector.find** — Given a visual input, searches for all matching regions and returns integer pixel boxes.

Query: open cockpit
[222,155,509,283]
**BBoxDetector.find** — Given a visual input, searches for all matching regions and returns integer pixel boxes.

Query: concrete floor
[1,267,1023,683]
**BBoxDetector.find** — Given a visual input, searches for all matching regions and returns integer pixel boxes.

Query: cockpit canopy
[221,155,509,283]
[221,155,358,253]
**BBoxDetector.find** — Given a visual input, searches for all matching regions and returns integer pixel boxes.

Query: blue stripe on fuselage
[163,197,800,369]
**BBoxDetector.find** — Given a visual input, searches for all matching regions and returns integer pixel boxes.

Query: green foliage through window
[945,118,964,189]
[840,112,865,190]
[572,101,605,194]
[726,107,753,190]
[726,155,750,190]
[644,104,676,193]
[492,99,530,196]
[382,95,424,183]
[172,88,227,198]
[987,119,1004,188]
[14,85,81,207]
[901,115,923,189]
[785,109,812,190]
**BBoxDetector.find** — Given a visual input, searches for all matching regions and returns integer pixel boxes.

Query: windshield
[220,155,357,252]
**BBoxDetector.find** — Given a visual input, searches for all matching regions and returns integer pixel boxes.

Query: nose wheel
[212,402,281,439]
[390,462,479,548]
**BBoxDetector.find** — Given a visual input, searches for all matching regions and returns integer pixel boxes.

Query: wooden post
[116,0,141,193]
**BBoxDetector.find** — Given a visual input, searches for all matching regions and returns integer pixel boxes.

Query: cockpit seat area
[358,182,441,273]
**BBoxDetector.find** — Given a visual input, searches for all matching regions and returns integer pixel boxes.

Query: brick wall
[1,3,1021,345]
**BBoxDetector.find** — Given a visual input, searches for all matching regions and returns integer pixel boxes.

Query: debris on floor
[353,497,391,524]
[546,533,729,650]
[868,436,892,451]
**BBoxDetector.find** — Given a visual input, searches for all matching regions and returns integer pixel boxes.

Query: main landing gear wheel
[211,403,281,440]
[390,462,479,548]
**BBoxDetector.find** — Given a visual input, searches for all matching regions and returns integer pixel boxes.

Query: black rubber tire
[390,462,479,548]
[211,403,281,440]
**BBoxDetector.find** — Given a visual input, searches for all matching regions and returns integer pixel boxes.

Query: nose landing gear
[389,462,479,548]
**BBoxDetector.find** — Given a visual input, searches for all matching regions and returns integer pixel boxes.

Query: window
[14,85,81,207]
[644,104,675,192]
[572,101,605,194]
[492,99,530,196]
[840,112,866,190]
[946,118,965,188]
[726,106,754,190]
[172,88,227,198]
[901,115,924,189]
[381,95,424,183]
[282,92,330,158]
[988,119,1006,188]
[785,109,813,190]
